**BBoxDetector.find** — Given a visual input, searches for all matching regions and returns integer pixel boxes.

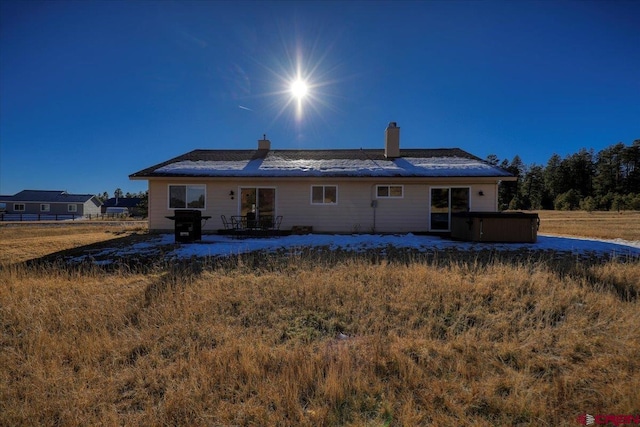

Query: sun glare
[290,79,308,100]
[260,38,341,125]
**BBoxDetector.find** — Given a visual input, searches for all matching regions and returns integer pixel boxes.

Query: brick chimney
[258,134,271,150]
[385,122,400,158]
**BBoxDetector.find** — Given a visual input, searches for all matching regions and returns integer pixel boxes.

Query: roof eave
[129,172,516,179]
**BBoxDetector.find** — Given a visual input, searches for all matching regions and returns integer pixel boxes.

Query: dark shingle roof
[130,148,514,179]
[0,190,100,204]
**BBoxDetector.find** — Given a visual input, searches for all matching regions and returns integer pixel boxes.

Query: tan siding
[374,184,430,233]
[209,180,240,231]
[149,179,248,231]
[279,181,428,233]
[273,181,354,233]
[290,181,374,233]
[469,184,498,211]
[146,177,503,233]
[148,180,171,231]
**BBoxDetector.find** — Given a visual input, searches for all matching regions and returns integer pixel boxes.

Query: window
[169,184,206,209]
[68,204,78,213]
[376,185,403,198]
[311,185,337,204]
[14,203,25,212]
[40,204,50,212]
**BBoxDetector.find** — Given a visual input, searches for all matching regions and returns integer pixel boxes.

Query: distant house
[0,190,102,218]
[129,122,517,233]
[101,197,144,216]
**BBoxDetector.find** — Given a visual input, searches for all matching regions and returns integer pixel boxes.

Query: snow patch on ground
[70,232,640,265]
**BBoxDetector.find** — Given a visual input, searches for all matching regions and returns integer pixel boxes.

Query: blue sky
[1,0,638,196]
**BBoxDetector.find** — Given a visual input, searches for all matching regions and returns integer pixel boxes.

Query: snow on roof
[153,155,511,178]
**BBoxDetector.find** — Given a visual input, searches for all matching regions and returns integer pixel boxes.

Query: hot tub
[451,212,539,243]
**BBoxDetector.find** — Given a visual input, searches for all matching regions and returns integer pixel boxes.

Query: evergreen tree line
[96,188,148,203]
[94,140,639,214]
[95,189,149,217]
[489,139,640,211]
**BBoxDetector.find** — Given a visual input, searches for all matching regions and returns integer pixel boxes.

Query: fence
[0,213,138,222]
[0,213,82,222]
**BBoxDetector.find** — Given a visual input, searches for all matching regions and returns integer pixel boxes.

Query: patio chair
[273,215,283,230]
[220,215,231,230]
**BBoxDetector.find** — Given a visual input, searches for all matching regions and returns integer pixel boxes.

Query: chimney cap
[388,122,398,128]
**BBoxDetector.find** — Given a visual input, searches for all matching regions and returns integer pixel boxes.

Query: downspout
[371,199,378,233]
[362,149,382,233]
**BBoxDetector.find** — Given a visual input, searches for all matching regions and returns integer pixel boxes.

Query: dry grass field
[1,215,639,426]
[537,210,640,241]
[0,222,147,264]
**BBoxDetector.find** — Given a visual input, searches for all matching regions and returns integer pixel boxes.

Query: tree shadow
[14,233,166,273]
[9,233,638,303]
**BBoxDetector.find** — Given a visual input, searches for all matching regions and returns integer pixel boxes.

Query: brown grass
[1,257,638,426]
[0,216,638,426]
[0,222,147,264]
[537,210,640,241]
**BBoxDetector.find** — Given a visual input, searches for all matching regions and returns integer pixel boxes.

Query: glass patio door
[240,188,275,223]
[430,187,469,231]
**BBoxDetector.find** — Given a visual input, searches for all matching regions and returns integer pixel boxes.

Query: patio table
[230,215,282,232]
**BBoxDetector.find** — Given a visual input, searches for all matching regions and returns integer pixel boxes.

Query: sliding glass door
[240,187,275,220]
[430,187,469,231]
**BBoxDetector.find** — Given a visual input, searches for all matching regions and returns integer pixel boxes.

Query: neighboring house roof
[102,197,143,208]
[0,190,101,205]
[130,148,514,179]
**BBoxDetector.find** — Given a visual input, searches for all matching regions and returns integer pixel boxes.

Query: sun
[288,76,310,119]
[256,36,342,126]
[290,78,308,100]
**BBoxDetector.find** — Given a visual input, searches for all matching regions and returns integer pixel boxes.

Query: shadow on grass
[15,233,168,272]
[13,233,638,302]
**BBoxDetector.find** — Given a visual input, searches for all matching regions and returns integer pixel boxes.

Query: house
[129,122,516,234]
[101,197,145,216]
[0,190,102,218]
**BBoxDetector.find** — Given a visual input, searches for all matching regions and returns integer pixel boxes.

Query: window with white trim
[14,203,25,212]
[169,184,206,209]
[311,185,337,204]
[40,204,50,212]
[376,185,403,198]
[68,204,78,213]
